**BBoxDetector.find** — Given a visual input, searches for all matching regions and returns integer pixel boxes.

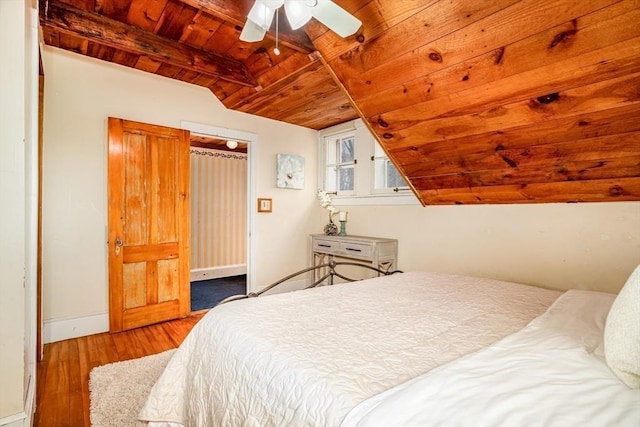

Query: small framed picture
[257,198,272,213]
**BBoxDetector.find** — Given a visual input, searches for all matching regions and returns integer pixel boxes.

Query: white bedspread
[139,272,560,427]
[343,290,640,427]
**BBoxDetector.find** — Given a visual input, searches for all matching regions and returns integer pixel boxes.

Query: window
[318,120,417,206]
[324,132,356,194]
[373,141,408,192]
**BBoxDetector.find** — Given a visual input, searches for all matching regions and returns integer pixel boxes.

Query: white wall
[0,0,38,425]
[42,47,318,340]
[336,202,640,294]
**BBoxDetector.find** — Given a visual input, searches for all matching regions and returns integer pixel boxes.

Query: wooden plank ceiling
[40,0,640,205]
[40,0,357,130]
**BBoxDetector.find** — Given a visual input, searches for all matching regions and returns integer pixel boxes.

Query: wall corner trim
[0,370,36,426]
[43,312,109,344]
[0,370,33,426]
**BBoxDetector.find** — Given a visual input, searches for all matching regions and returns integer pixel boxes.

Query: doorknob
[115,236,123,256]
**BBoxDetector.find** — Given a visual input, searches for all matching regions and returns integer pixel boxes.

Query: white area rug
[89,349,176,427]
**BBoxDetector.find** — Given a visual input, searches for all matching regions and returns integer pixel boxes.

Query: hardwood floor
[34,313,204,427]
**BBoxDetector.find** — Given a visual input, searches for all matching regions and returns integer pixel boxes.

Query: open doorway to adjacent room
[187,132,250,311]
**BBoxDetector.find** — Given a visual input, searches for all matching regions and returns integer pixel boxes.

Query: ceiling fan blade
[261,0,285,8]
[284,0,313,30]
[311,0,362,37]
[247,0,276,30]
[240,19,267,42]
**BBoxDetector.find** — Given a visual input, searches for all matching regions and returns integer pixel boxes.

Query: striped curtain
[190,148,247,270]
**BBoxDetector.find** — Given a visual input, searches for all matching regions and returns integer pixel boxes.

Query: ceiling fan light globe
[226,140,239,149]
[284,1,313,30]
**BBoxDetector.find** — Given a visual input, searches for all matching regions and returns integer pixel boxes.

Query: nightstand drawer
[339,242,372,259]
[313,238,339,253]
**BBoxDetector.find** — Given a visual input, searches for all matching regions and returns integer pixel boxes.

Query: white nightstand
[310,234,398,284]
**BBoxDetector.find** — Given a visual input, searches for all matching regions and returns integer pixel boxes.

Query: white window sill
[332,194,420,206]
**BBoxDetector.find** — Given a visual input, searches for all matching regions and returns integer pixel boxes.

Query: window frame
[370,139,410,195]
[317,119,418,206]
[323,130,357,196]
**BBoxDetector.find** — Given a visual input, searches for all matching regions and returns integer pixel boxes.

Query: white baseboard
[190,265,247,282]
[43,312,109,344]
[44,267,247,343]
[260,278,309,295]
[0,413,25,427]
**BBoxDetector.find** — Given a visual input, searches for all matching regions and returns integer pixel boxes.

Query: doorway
[181,121,257,312]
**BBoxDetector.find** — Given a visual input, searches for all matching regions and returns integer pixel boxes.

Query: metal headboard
[217,261,403,306]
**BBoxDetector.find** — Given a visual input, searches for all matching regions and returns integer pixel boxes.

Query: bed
[139,264,640,426]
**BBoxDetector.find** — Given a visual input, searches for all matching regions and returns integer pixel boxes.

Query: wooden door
[108,117,190,332]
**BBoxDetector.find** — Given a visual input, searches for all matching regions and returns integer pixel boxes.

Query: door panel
[108,117,190,332]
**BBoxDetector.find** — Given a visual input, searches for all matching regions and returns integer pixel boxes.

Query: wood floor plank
[100,332,122,364]
[67,339,84,427]
[76,337,91,427]
[112,330,136,360]
[35,313,204,427]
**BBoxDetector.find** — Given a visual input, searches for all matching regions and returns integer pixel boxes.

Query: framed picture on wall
[276,154,305,189]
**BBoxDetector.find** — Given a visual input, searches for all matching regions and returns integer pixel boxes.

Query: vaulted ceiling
[40,0,640,205]
[40,0,357,130]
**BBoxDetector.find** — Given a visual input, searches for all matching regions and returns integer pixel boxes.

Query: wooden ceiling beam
[41,0,257,87]
[226,54,323,110]
[181,0,315,54]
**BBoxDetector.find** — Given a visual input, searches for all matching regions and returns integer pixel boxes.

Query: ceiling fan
[239,0,362,43]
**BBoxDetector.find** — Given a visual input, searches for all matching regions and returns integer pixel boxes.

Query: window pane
[386,160,407,188]
[340,137,355,163]
[326,137,337,164]
[374,141,385,157]
[325,166,337,192]
[338,166,354,192]
[374,158,407,190]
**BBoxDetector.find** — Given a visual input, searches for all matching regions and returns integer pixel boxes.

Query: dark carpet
[190,275,246,311]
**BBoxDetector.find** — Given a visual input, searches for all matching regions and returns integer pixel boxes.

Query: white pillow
[604,264,640,388]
